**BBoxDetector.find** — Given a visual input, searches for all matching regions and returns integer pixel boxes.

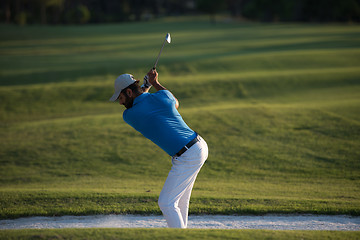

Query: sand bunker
[1,214,359,231]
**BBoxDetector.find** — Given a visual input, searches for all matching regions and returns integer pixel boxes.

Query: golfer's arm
[152,82,179,109]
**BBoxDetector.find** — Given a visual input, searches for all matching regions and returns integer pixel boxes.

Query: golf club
[142,33,171,89]
[153,33,171,69]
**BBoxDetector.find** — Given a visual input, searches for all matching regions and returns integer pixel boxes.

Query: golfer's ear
[126,88,132,97]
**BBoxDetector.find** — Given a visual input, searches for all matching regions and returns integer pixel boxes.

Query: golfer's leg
[178,138,209,227]
[178,161,206,227]
[158,137,208,228]
[158,170,186,228]
[158,160,200,228]
[178,180,195,228]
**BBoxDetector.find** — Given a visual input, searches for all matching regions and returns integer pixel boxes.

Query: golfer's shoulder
[153,89,173,99]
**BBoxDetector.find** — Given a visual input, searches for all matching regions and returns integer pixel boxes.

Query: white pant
[158,136,208,228]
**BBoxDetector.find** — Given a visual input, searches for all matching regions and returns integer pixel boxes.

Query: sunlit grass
[0,20,359,219]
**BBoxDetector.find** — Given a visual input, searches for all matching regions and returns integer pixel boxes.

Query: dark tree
[197,0,227,24]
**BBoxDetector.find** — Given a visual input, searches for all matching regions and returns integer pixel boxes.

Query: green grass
[0,17,360,226]
[1,228,360,240]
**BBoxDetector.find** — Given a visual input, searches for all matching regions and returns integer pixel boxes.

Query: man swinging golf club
[109,69,208,228]
[109,34,208,228]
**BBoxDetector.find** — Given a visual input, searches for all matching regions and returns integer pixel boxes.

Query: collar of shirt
[133,93,149,106]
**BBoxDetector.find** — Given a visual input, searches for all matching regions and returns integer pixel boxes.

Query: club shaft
[154,39,167,68]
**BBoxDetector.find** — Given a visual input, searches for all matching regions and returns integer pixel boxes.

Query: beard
[124,93,134,109]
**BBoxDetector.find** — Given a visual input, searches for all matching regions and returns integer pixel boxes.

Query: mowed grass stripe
[7,88,360,128]
[1,23,358,47]
[1,63,359,91]
[1,48,358,87]
[0,34,353,56]
[1,191,359,219]
[1,64,358,121]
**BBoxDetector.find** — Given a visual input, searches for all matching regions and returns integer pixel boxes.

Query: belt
[174,134,200,157]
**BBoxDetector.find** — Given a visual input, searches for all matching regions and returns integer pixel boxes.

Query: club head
[166,33,171,43]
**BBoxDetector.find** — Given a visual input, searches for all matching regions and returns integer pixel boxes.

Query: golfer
[109,69,208,228]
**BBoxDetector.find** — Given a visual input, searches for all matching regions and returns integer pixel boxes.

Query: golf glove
[141,75,152,89]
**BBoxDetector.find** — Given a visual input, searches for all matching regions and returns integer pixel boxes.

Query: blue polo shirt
[123,90,196,156]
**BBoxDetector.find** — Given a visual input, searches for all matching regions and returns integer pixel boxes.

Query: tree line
[1,0,359,25]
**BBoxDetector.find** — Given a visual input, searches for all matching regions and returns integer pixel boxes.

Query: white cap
[109,74,136,101]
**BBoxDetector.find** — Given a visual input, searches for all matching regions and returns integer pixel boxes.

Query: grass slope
[0,19,359,219]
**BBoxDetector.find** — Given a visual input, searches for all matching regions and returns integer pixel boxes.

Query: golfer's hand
[142,75,152,88]
[147,69,159,86]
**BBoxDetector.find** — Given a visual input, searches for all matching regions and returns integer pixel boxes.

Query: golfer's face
[118,92,133,109]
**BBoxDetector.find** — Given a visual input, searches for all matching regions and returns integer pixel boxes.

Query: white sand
[1,214,359,230]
